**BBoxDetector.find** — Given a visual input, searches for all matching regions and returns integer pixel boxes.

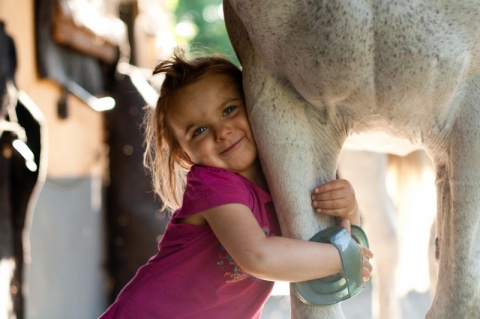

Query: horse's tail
[387,150,434,206]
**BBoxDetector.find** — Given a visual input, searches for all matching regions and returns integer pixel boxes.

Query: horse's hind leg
[338,150,400,319]
[426,77,480,319]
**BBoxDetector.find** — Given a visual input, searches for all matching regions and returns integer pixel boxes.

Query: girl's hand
[312,180,371,280]
[360,244,374,281]
[311,179,357,218]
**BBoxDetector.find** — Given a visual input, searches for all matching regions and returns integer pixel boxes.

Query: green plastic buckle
[292,225,369,305]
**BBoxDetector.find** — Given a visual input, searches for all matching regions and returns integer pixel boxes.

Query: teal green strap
[292,225,369,305]
[351,225,369,248]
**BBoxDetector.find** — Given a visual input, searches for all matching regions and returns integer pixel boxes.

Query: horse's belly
[238,0,480,125]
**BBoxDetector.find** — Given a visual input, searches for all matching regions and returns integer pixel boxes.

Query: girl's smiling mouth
[220,137,244,155]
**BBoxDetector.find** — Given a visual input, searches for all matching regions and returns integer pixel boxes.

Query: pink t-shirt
[99,165,281,319]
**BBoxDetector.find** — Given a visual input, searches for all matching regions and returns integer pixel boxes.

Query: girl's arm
[202,203,344,283]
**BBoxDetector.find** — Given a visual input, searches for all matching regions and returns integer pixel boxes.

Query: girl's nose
[215,124,232,142]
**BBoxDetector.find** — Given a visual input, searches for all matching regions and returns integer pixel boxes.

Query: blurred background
[0,1,435,318]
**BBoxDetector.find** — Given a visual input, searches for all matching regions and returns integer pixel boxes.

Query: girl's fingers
[311,188,356,217]
[361,246,373,259]
[314,179,350,193]
[361,246,373,281]
[312,188,349,201]
[312,202,355,218]
[362,257,373,281]
[314,208,349,217]
[312,197,350,209]
[363,267,371,281]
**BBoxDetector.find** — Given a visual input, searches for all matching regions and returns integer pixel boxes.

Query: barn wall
[25,176,106,319]
[0,0,108,318]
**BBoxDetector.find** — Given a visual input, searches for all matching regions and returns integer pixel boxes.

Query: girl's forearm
[241,236,342,282]
[204,204,345,283]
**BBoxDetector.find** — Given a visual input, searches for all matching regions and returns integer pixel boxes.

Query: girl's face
[166,74,259,182]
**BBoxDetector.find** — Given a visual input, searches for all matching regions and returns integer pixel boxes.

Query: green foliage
[174,0,239,65]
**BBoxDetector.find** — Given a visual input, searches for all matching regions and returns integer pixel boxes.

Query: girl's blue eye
[223,106,236,116]
[193,126,206,137]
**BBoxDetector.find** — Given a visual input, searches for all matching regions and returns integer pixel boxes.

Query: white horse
[223,1,480,319]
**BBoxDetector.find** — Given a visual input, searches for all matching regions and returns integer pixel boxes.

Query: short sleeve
[175,166,253,218]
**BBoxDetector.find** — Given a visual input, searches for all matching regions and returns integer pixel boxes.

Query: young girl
[99,50,372,319]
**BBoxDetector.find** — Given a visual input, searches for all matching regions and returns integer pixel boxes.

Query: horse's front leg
[244,66,346,319]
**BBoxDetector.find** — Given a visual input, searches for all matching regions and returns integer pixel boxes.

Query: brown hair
[144,48,243,212]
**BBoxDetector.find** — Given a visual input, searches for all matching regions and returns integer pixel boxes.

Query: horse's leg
[428,221,438,296]
[426,78,480,319]
[243,66,346,319]
[338,150,399,319]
